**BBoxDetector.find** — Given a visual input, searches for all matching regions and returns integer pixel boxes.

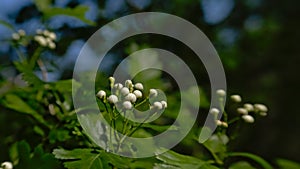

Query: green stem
[227,152,273,169]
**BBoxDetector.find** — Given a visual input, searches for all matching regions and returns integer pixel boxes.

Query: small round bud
[12,33,20,40]
[254,104,268,112]
[1,161,13,169]
[108,77,115,87]
[133,90,142,98]
[216,89,226,97]
[259,112,268,116]
[48,41,56,49]
[120,87,130,95]
[36,29,43,34]
[18,29,26,36]
[210,108,220,115]
[96,90,106,99]
[242,115,255,123]
[221,122,228,128]
[230,94,242,102]
[149,89,158,97]
[161,101,167,108]
[114,83,123,90]
[125,80,133,88]
[48,32,56,40]
[153,101,163,110]
[107,95,118,104]
[34,35,47,46]
[244,103,254,112]
[123,101,132,109]
[125,93,137,103]
[43,30,50,36]
[215,120,223,126]
[134,83,144,90]
[237,108,248,115]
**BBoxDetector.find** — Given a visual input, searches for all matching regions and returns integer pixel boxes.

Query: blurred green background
[0,0,299,163]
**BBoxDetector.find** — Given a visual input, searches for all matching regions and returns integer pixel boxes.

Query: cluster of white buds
[0,161,13,169]
[11,29,26,41]
[236,102,268,123]
[34,29,56,49]
[96,77,167,112]
[215,120,228,128]
[209,107,228,127]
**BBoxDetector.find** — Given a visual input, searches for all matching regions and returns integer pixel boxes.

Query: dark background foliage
[0,0,299,164]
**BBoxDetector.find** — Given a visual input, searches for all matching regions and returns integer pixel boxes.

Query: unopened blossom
[18,29,26,36]
[216,120,223,126]
[12,33,20,40]
[96,90,106,99]
[120,87,130,95]
[48,32,56,40]
[237,108,248,115]
[216,89,226,97]
[259,112,268,116]
[107,95,118,104]
[48,42,56,49]
[149,89,158,97]
[125,80,133,88]
[244,103,254,112]
[153,101,163,110]
[123,101,132,109]
[134,83,143,90]
[125,93,137,103]
[34,35,47,46]
[1,161,13,169]
[108,77,115,88]
[242,115,255,123]
[114,83,123,90]
[221,121,228,128]
[230,94,242,102]
[254,104,268,112]
[210,108,220,115]
[133,90,142,98]
[161,101,167,108]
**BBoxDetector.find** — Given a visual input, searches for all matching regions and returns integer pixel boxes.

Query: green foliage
[276,159,300,169]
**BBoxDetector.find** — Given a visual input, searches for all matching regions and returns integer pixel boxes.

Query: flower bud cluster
[11,29,26,41]
[96,77,167,112]
[34,29,56,49]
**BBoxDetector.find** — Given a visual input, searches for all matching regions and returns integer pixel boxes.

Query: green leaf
[14,61,44,87]
[156,149,212,169]
[34,0,95,26]
[3,94,47,125]
[276,158,300,169]
[0,19,15,31]
[203,134,229,154]
[53,149,103,169]
[229,161,256,169]
[142,123,178,132]
[227,152,273,169]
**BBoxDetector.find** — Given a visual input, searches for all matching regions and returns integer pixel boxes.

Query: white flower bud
[215,120,223,126]
[108,77,115,86]
[237,108,248,115]
[254,104,268,112]
[153,101,163,110]
[133,90,142,98]
[1,161,13,169]
[96,90,106,99]
[210,108,220,115]
[242,115,255,123]
[18,29,26,36]
[125,93,137,103]
[161,101,167,108]
[123,101,132,109]
[134,83,144,90]
[114,83,123,90]
[107,95,118,104]
[120,87,130,95]
[125,80,133,88]
[259,112,267,116]
[34,35,47,46]
[12,33,20,40]
[43,30,50,36]
[149,89,158,97]
[244,103,254,112]
[48,41,56,49]
[216,89,226,97]
[230,94,242,102]
[48,32,56,40]
[36,29,43,34]
[221,122,228,128]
